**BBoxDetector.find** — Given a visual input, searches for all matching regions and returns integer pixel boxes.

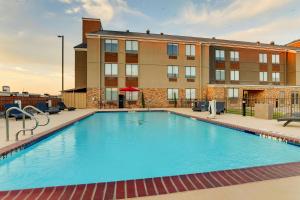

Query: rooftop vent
[126,30,129,32]
[160,32,164,35]
[270,41,275,45]
[146,29,150,34]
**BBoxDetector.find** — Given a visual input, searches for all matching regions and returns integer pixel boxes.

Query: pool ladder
[5,105,50,141]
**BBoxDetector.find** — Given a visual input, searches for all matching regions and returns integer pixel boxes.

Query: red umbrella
[119,87,140,92]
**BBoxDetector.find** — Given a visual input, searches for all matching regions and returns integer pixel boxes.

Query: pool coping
[1,109,300,199]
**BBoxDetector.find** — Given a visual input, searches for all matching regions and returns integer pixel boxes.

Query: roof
[286,39,300,46]
[74,43,87,49]
[62,87,87,93]
[88,30,300,51]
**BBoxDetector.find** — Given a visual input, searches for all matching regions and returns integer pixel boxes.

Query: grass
[226,108,254,116]
[272,111,285,119]
[227,108,285,119]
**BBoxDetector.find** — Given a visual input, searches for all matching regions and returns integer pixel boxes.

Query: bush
[141,92,145,108]
[173,93,177,108]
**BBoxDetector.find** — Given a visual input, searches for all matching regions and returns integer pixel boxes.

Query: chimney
[82,18,102,43]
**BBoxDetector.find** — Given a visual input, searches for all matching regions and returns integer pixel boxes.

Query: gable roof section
[286,39,300,48]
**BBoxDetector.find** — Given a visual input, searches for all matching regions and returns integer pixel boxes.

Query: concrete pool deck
[136,175,300,200]
[0,108,300,199]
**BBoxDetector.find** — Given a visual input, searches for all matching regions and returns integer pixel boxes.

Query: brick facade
[207,85,300,100]
[0,96,61,111]
[86,88,101,108]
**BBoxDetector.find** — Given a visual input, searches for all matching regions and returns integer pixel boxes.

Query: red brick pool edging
[1,162,300,200]
[1,109,300,200]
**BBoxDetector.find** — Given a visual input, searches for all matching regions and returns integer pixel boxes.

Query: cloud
[165,0,293,26]
[80,0,114,21]
[65,7,81,14]
[59,0,73,3]
[224,16,300,44]
[14,67,28,72]
[59,0,147,23]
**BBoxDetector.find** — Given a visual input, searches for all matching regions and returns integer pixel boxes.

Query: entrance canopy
[119,87,140,92]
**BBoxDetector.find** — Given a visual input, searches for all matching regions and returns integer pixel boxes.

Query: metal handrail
[23,105,50,126]
[5,107,39,141]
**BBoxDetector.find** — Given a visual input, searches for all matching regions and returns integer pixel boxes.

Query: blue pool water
[1,111,300,191]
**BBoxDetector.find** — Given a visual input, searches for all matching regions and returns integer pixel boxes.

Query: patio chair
[192,101,208,112]
[216,102,225,114]
[3,103,31,120]
[36,102,60,114]
[277,112,300,127]
[57,102,76,111]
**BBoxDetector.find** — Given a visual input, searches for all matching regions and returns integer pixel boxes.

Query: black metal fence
[181,97,300,119]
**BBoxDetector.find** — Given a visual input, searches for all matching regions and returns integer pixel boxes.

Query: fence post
[242,99,246,116]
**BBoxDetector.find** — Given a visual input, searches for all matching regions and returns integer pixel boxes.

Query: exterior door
[119,94,125,108]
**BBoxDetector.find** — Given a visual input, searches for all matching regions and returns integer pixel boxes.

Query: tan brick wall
[86,88,101,108]
[207,86,226,100]
[207,85,300,100]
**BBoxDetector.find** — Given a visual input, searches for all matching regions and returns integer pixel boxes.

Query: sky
[0,0,300,95]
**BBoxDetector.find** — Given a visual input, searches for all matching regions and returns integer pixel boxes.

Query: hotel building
[73,18,300,108]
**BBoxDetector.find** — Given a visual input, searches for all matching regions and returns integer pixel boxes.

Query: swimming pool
[1,111,300,191]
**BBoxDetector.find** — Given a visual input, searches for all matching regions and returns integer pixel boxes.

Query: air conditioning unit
[2,86,10,92]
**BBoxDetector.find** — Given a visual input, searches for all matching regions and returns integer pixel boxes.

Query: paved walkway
[136,175,300,200]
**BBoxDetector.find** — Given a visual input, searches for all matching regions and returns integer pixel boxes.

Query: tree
[141,92,145,108]
[173,92,177,108]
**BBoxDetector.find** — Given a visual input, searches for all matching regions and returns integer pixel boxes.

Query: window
[105,39,118,52]
[230,70,239,81]
[185,44,195,56]
[185,66,196,78]
[105,88,118,101]
[215,70,225,81]
[167,88,179,100]
[228,88,239,98]
[167,65,179,78]
[125,40,138,52]
[126,91,138,101]
[259,72,268,82]
[259,53,267,63]
[126,64,138,76]
[167,43,178,56]
[215,50,225,61]
[230,51,239,62]
[185,89,196,100]
[105,63,118,76]
[272,54,280,64]
[272,72,280,82]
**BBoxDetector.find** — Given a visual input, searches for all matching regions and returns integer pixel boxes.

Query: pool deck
[0,108,300,199]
